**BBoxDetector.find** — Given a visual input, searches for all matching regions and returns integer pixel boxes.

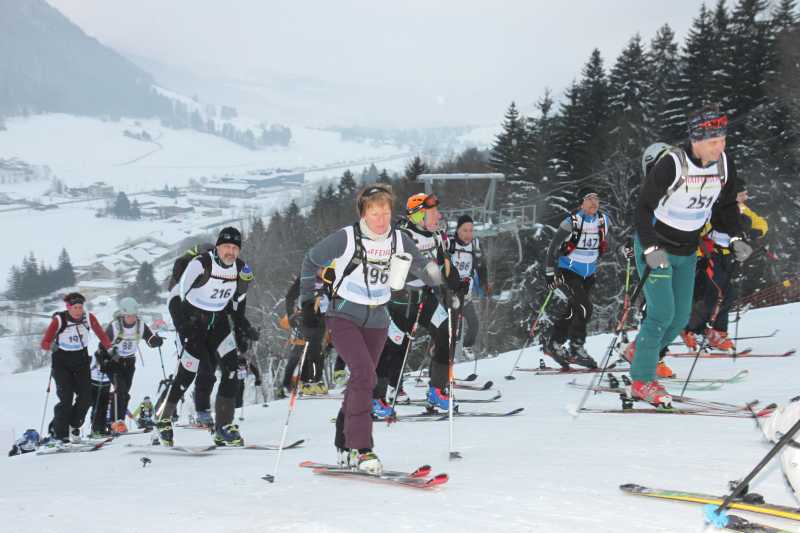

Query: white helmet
[642,142,671,177]
[118,297,139,316]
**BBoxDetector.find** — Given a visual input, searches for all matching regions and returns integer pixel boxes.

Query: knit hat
[456,214,474,230]
[216,227,242,248]
[688,106,728,141]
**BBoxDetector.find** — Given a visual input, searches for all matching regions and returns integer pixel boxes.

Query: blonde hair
[356,184,394,216]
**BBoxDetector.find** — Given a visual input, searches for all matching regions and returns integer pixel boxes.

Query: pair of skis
[125,438,306,456]
[36,436,113,455]
[299,461,448,489]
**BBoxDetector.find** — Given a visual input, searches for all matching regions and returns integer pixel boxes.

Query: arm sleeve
[636,154,679,249]
[401,233,443,287]
[142,324,156,345]
[178,258,206,300]
[104,323,115,345]
[300,230,348,303]
[545,217,573,273]
[285,277,300,316]
[40,316,59,351]
[90,314,113,349]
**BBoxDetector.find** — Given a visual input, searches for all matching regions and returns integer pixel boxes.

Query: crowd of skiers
[12,102,800,504]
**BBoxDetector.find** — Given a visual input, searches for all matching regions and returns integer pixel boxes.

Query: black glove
[545,270,562,290]
[301,299,321,334]
[457,277,471,297]
[236,334,252,354]
[109,345,121,363]
[148,335,164,348]
[94,347,111,372]
[254,377,262,386]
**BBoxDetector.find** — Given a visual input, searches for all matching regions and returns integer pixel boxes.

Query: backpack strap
[332,223,366,298]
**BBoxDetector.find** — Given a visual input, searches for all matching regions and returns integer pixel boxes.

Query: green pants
[630,236,697,382]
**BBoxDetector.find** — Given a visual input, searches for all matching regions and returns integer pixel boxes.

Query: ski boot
[299,381,319,396]
[69,427,81,444]
[111,420,128,434]
[630,380,672,408]
[568,343,598,369]
[542,338,571,369]
[313,381,329,395]
[349,449,382,475]
[426,385,453,411]
[333,369,348,387]
[371,399,396,420]
[213,424,244,446]
[337,447,351,467]
[656,360,676,379]
[156,418,174,446]
[705,328,734,351]
[195,410,214,428]
[680,330,699,351]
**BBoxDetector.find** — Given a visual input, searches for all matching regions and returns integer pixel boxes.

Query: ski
[567,382,760,412]
[36,438,111,455]
[578,405,776,418]
[175,423,213,430]
[601,374,723,392]
[300,461,432,479]
[660,369,750,385]
[125,443,217,455]
[620,483,800,522]
[516,366,630,375]
[669,348,753,358]
[669,349,796,359]
[670,329,779,346]
[392,407,524,422]
[415,380,493,391]
[300,461,448,489]
[215,439,306,451]
[724,514,795,533]
[401,391,502,406]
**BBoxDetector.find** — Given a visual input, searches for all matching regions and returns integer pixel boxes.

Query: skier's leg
[566,273,594,345]
[51,352,73,440]
[631,237,677,382]
[193,357,215,413]
[711,253,736,332]
[70,353,92,432]
[662,252,699,349]
[461,300,479,349]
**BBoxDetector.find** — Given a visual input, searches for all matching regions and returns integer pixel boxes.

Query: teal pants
[631,236,697,382]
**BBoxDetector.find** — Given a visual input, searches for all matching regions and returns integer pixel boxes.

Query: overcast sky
[47,0,713,128]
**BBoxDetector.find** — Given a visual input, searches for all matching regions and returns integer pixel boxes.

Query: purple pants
[327,316,388,450]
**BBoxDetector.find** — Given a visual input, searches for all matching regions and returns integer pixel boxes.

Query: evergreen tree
[113,191,131,218]
[337,170,358,199]
[648,24,684,141]
[682,5,718,111]
[576,48,610,177]
[377,169,391,183]
[6,266,21,298]
[404,156,428,181]
[129,262,160,304]
[56,248,76,288]
[490,101,526,178]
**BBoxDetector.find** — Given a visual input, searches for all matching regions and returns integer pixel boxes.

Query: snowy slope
[0,114,412,193]
[1,303,799,533]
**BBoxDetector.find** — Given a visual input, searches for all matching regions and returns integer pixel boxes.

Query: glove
[620,243,634,260]
[457,277,471,297]
[301,299,321,334]
[236,333,252,353]
[441,288,461,311]
[644,246,669,270]
[545,270,562,290]
[254,377,262,386]
[148,335,164,348]
[730,238,753,262]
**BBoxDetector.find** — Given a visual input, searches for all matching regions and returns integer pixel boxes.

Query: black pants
[687,251,737,333]
[551,269,595,346]
[193,357,217,412]
[167,309,240,427]
[282,326,325,387]
[461,299,479,348]
[51,349,91,439]
[90,380,111,433]
[111,358,136,421]
[375,289,451,397]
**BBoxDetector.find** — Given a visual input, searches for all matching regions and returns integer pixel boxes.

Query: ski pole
[574,266,651,416]
[156,343,167,381]
[39,368,53,437]
[263,340,309,483]
[593,257,633,391]
[390,295,426,411]
[505,289,554,380]
[448,302,465,460]
[706,414,800,528]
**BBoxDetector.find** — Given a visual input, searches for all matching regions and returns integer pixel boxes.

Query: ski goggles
[64,293,86,306]
[407,194,440,215]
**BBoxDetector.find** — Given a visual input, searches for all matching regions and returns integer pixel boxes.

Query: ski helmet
[406,193,439,224]
[642,142,671,177]
[118,296,139,316]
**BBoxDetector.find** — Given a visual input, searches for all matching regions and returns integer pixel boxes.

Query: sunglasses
[697,115,728,130]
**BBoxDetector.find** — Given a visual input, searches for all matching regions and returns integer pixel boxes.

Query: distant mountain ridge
[0,0,171,118]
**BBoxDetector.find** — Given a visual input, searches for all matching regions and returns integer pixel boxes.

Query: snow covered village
[1,1,800,532]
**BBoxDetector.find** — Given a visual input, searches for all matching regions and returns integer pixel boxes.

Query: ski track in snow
[1,303,800,532]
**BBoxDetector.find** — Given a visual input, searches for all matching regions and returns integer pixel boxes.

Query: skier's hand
[545,270,562,290]
[643,246,669,270]
[254,378,262,386]
[148,335,164,348]
[730,238,753,262]
[619,243,634,260]
[441,287,461,311]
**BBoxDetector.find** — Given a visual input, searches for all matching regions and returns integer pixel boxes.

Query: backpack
[562,211,608,256]
[168,243,215,291]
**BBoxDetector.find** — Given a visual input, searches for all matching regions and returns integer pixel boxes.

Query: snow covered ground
[0,303,799,532]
